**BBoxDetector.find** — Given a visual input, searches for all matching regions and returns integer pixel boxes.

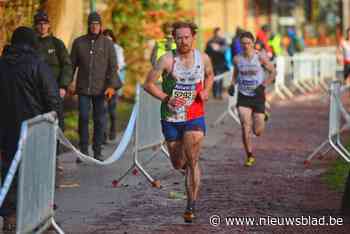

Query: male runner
[143,21,214,222]
[229,31,276,167]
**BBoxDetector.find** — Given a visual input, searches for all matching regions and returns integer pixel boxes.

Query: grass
[322,159,350,192]
[63,100,134,145]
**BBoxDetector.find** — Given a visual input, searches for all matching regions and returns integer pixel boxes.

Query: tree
[104,0,194,98]
[0,0,40,52]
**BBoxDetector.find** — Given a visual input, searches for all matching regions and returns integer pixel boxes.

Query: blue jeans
[104,94,117,138]
[78,95,105,154]
[213,79,223,98]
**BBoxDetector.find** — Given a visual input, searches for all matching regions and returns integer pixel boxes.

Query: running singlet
[161,49,205,122]
[236,52,265,97]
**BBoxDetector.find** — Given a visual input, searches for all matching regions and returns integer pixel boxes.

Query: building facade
[180,0,344,47]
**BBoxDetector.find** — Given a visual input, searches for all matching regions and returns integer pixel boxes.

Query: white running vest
[167,49,205,122]
[236,53,265,97]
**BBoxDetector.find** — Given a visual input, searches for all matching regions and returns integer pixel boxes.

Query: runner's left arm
[260,56,276,87]
[200,53,214,101]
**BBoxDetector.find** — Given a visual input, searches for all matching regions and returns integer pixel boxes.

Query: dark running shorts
[344,64,350,80]
[236,92,265,114]
[161,117,206,141]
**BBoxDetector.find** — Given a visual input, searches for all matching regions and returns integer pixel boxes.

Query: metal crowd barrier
[57,83,169,188]
[17,112,64,234]
[319,53,337,89]
[211,70,241,126]
[212,84,241,127]
[57,103,137,166]
[274,53,337,100]
[0,112,64,234]
[305,80,350,165]
[114,85,169,188]
[274,56,294,99]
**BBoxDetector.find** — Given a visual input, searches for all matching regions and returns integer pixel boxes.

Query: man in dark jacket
[205,27,229,99]
[70,12,118,161]
[34,11,72,133]
[0,26,60,231]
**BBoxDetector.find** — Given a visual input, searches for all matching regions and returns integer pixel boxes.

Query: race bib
[168,83,197,121]
[172,83,197,105]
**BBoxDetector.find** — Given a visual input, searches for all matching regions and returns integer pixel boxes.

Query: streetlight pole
[90,0,96,12]
[196,0,203,50]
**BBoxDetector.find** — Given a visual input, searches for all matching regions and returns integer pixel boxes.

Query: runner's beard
[178,44,191,54]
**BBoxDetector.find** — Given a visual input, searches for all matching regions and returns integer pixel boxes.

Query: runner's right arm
[144,54,170,102]
[144,53,185,108]
[230,56,239,85]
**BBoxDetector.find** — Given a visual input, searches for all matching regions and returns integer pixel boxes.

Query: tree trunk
[41,0,84,48]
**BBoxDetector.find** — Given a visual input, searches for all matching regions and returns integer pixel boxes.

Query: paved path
[55,92,350,233]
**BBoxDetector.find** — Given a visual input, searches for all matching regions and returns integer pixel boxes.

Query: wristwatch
[162,95,170,104]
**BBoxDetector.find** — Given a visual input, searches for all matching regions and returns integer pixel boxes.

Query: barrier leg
[336,134,350,162]
[134,158,161,188]
[213,110,229,126]
[51,218,65,234]
[228,106,241,125]
[329,135,350,163]
[113,163,137,186]
[281,84,294,98]
[304,140,330,166]
[293,80,307,94]
[319,77,329,91]
[274,86,287,100]
[300,79,314,92]
[141,147,163,166]
[161,142,170,158]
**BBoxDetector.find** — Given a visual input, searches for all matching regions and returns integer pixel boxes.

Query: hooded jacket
[0,44,60,155]
[70,33,118,96]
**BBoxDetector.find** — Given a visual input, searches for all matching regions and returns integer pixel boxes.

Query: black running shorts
[236,92,265,114]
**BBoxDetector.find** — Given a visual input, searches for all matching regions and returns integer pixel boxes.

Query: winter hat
[11,26,39,48]
[34,11,49,24]
[88,12,102,25]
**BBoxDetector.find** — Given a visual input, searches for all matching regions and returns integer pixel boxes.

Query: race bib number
[239,79,259,92]
[167,83,197,121]
[172,84,196,105]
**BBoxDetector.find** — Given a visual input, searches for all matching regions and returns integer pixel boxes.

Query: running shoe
[244,157,256,167]
[183,209,195,223]
[183,204,196,223]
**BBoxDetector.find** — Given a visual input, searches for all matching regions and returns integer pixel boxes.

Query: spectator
[205,27,230,99]
[34,10,72,173]
[336,27,350,86]
[256,24,273,57]
[231,27,244,60]
[34,10,72,131]
[286,27,304,56]
[70,12,118,162]
[0,26,60,232]
[150,22,176,67]
[268,32,283,58]
[102,28,125,141]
